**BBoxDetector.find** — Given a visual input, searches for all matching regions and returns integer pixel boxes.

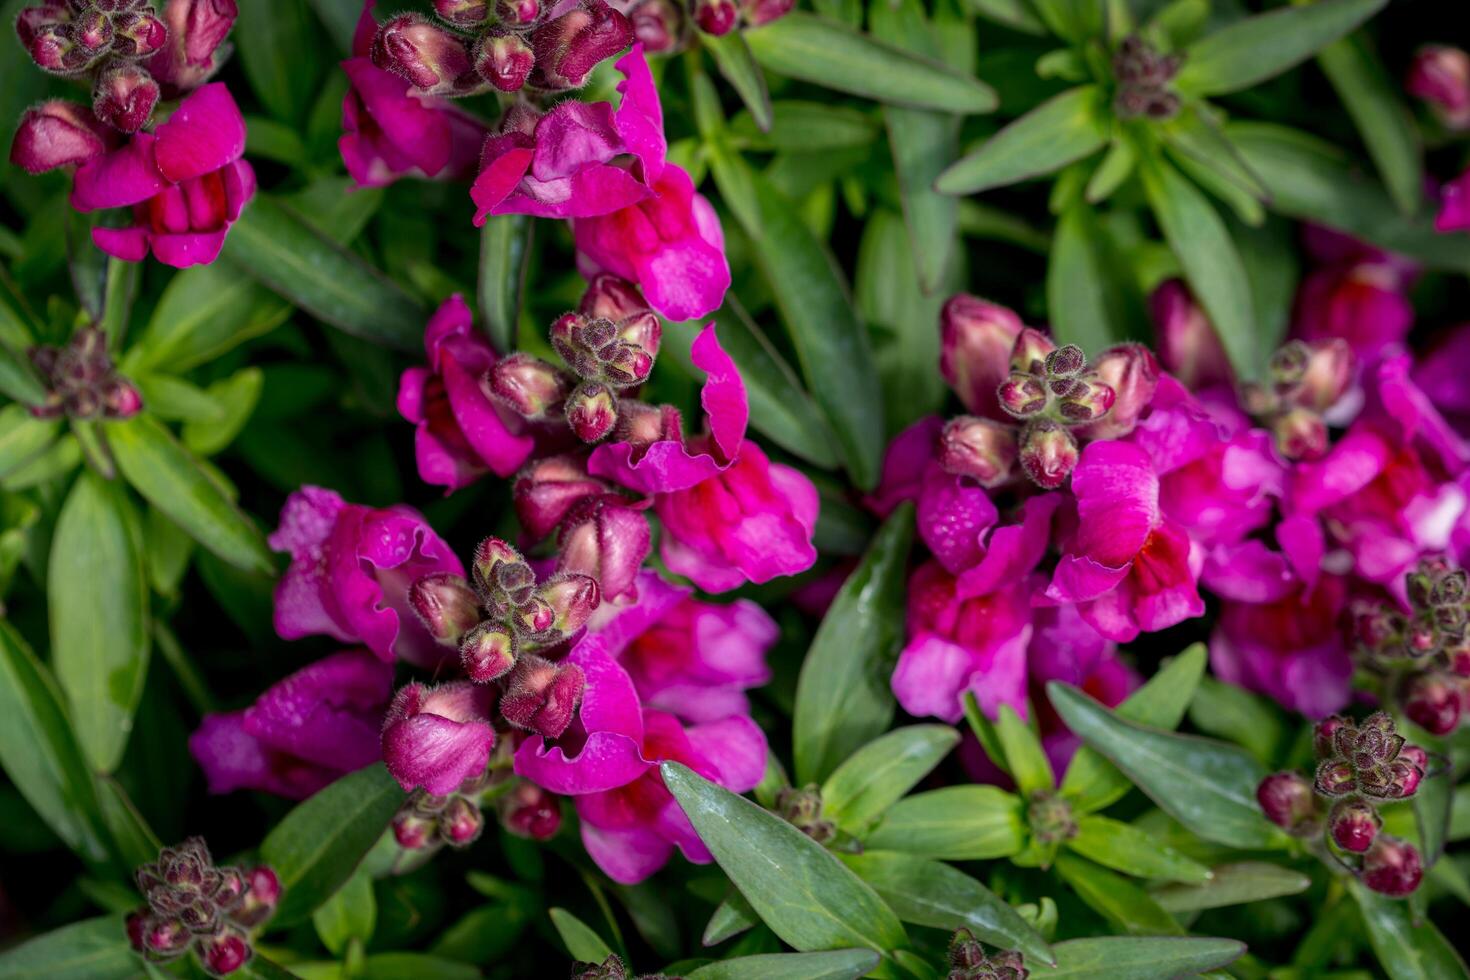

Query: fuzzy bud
[1314,715,1350,759]
[557,497,651,601]
[536,572,601,634]
[393,811,439,850]
[1407,45,1470,130]
[1290,339,1355,413]
[513,455,609,540]
[1256,771,1319,836]
[201,928,251,975]
[474,30,535,92]
[1081,343,1159,439]
[1271,407,1329,461]
[692,0,737,34]
[1402,672,1462,736]
[434,0,491,25]
[143,918,191,958]
[938,416,1016,487]
[460,621,517,681]
[1019,420,1078,490]
[566,383,618,443]
[29,23,91,73]
[15,2,71,49]
[1362,836,1424,897]
[486,353,568,418]
[89,61,158,133]
[497,0,540,26]
[997,372,1047,419]
[409,573,481,646]
[439,796,484,847]
[499,655,585,738]
[939,295,1025,419]
[1009,328,1056,375]
[1315,759,1357,797]
[1055,377,1116,423]
[1044,344,1086,378]
[1329,797,1381,853]
[580,274,649,321]
[372,13,476,95]
[627,0,683,52]
[499,780,563,839]
[9,100,113,174]
[530,0,633,90]
[740,0,793,27]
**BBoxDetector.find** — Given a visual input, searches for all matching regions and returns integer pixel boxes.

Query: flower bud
[92,61,160,134]
[1315,759,1357,797]
[513,456,609,540]
[997,372,1047,419]
[938,416,1016,487]
[1407,45,1470,131]
[29,23,92,73]
[557,497,650,600]
[113,10,168,56]
[627,0,683,53]
[1271,407,1329,461]
[566,383,618,442]
[9,100,113,174]
[201,928,251,976]
[1256,771,1319,836]
[472,536,525,587]
[1289,339,1355,413]
[100,377,144,418]
[1388,757,1424,798]
[613,400,681,448]
[1150,279,1232,390]
[144,917,191,958]
[536,571,600,634]
[1044,344,1086,378]
[372,13,477,96]
[499,654,585,738]
[72,9,113,55]
[692,0,737,35]
[498,780,563,839]
[410,573,482,646]
[485,353,568,419]
[1080,343,1159,439]
[1009,328,1056,376]
[1329,797,1380,853]
[1402,672,1462,736]
[939,295,1024,419]
[460,621,517,681]
[740,0,793,27]
[1056,377,1116,423]
[393,811,439,850]
[1314,715,1350,759]
[496,0,540,27]
[530,0,633,90]
[1362,836,1423,897]
[1403,619,1440,658]
[434,0,491,26]
[580,274,648,321]
[474,30,535,92]
[439,796,484,847]
[1432,569,1468,606]
[617,311,661,358]
[1019,420,1078,490]
[510,595,557,637]
[15,1,70,49]
[599,341,655,387]
[1399,744,1429,773]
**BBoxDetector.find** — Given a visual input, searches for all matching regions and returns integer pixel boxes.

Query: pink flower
[1159,428,1283,548]
[70,83,254,268]
[917,465,1059,596]
[1047,440,1204,642]
[382,681,497,794]
[340,0,486,188]
[1029,606,1137,772]
[865,416,944,517]
[1407,45,1470,130]
[1414,324,1470,433]
[471,44,664,222]
[268,485,466,668]
[189,651,395,800]
[1292,229,1416,361]
[574,163,730,322]
[9,101,116,175]
[939,295,1025,420]
[396,294,541,491]
[145,0,239,97]
[1150,279,1234,393]
[1439,169,1470,234]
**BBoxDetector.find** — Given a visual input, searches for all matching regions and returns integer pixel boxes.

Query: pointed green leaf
[236,0,324,122]
[841,851,1053,965]
[703,890,760,946]
[0,407,60,479]
[0,337,46,405]
[1317,32,1422,216]
[1150,861,1312,912]
[0,915,136,980]
[745,13,996,115]
[996,705,1054,796]
[1414,761,1453,867]
[1068,814,1212,884]
[1187,674,1288,766]
[863,785,1026,860]
[1174,0,1388,96]
[1027,936,1246,979]
[1351,879,1470,980]
[662,761,907,954]
[313,869,376,957]
[550,908,616,962]
[183,368,265,457]
[1054,853,1183,936]
[687,950,880,980]
[707,33,773,133]
[1049,681,1280,849]
[821,725,959,833]
[1029,0,1103,42]
[792,505,913,783]
[121,262,292,375]
[937,86,1108,195]
[729,102,877,152]
[477,213,533,355]
[1047,201,1149,352]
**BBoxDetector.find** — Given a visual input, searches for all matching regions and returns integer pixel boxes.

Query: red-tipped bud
[1290,339,1355,413]
[1272,407,1329,461]
[393,811,439,850]
[740,0,793,27]
[474,30,534,92]
[530,0,633,90]
[434,0,491,26]
[536,572,600,633]
[72,9,113,54]
[499,655,585,738]
[410,573,482,646]
[997,372,1047,419]
[460,621,517,681]
[232,867,279,928]
[692,0,736,34]
[1019,420,1077,489]
[1056,377,1116,423]
[486,353,568,419]
[498,780,562,839]
[9,100,113,174]
[511,595,556,637]
[1080,343,1159,439]
[580,275,648,321]
[1402,673,1462,736]
[513,455,609,540]
[144,917,191,958]
[1407,45,1470,131]
[1150,279,1232,390]
[202,929,251,975]
[614,400,681,448]
[100,377,144,418]
[939,295,1024,419]
[1315,759,1357,797]
[1362,836,1423,897]
[938,416,1017,487]
[617,311,661,356]
[29,23,91,73]
[15,2,70,49]
[496,0,540,26]
[1388,757,1424,798]
[1400,744,1430,772]
[1314,715,1350,759]
[1256,772,1319,836]
[112,10,168,56]
[372,13,476,95]
[1329,797,1381,853]
[567,383,618,442]
[627,0,683,53]
[558,498,650,601]
[439,796,484,847]
[472,536,524,584]
[92,61,159,133]
[1009,327,1056,375]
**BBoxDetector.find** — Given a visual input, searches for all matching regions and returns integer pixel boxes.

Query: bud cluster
[1241,339,1355,461]
[1025,789,1077,846]
[571,953,675,980]
[371,0,632,96]
[1112,35,1181,120]
[17,0,166,76]
[947,929,1028,980]
[393,779,490,851]
[125,838,280,977]
[993,331,1118,489]
[28,327,143,420]
[774,784,836,845]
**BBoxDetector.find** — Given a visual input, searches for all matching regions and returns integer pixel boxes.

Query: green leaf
[96,775,161,871]
[2,435,83,491]
[745,13,996,115]
[0,915,136,980]
[1150,861,1312,912]
[0,622,110,864]
[1140,157,1260,380]
[260,763,407,926]
[121,262,292,374]
[134,374,225,423]
[1060,643,1205,813]
[1317,33,1422,217]
[1067,814,1212,883]
[109,415,273,575]
[183,368,265,457]
[313,869,377,956]
[962,691,1008,778]
[821,725,959,833]
[863,785,1026,860]
[549,907,615,962]
[707,33,773,134]
[350,953,481,979]
[1049,680,1280,849]
[662,761,908,955]
[1186,674,1288,766]
[686,950,882,980]
[1413,761,1453,867]
[842,851,1053,965]
[729,102,877,152]
[703,890,760,946]
[1029,0,1103,42]
[477,213,533,355]
[1027,936,1246,979]
[0,337,46,405]
[1085,139,1137,204]
[236,0,325,122]
[1351,879,1470,980]
[49,472,149,774]
[223,196,426,351]
[792,505,913,784]
[0,407,60,478]
[304,0,358,53]
[937,86,1108,195]
[1173,0,1388,96]
[1053,853,1183,936]
[966,0,1044,33]
[1047,202,1149,352]
[996,705,1055,796]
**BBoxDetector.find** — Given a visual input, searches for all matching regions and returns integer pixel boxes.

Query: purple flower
[1292,228,1416,362]
[382,681,497,794]
[1159,428,1283,548]
[866,416,945,517]
[269,485,465,668]
[1414,323,1470,433]
[1439,168,1470,234]
[145,0,238,97]
[396,295,542,491]
[8,100,117,175]
[189,651,395,800]
[939,295,1025,420]
[1407,45,1470,131]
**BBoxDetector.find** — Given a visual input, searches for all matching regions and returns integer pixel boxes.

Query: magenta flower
[1159,428,1283,548]
[1292,228,1416,361]
[145,0,239,97]
[939,295,1025,420]
[471,44,664,222]
[381,681,497,794]
[397,294,541,491]
[70,83,254,268]
[573,163,731,321]
[9,100,117,175]
[269,485,466,668]
[1414,324,1470,432]
[866,416,945,517]
[189,651,395,800]
[340,0,486,188]
[1150,279,1234,393]
[1047,440,1204,642]
[1407,45,1470,130]
[1439,168,1470,234]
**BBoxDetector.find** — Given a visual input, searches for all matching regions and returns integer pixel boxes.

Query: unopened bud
[511,595,556,637]
[566,383,618,442]
[1314,715,1350,759]
[1256,771,1319,836]
[997,373,1047,418]
[112,10,168,57]
[1019,420,1077,490]
[1407,45,1470,130]
[1056,377,1115,423]
[1329,797,1380,853]
[9,100,111,174]
[1404,620,1440,658]
[410,573,481,646]
[1269,340,1311,390]
[530,0,633,90]
[472,536,525,587]
[499,655,585,738]
[233,867,279,928]
[938,416,1016,487]
[71,9,113,54]
[692,0,737,34]
[29,23,91,73]
[1044,344,1086,378]
[1150,279,1232,390]
[144,917,191,958]
[939,295,1025,419]
[1010,328,1056,375]
[460,621,517,681]
[92,61,160,134]
[1431,569,1468,606]
[201,928,251,975]
[486,353,568,418]
[100,378,144,418]
[15,2,70,49]
[627,0,683,53]
[580,274,648,321]
[1315,759,1357,797]
[1402,673,1462,736]
[1362,836,1423,897]
[496,0,540,27]
[372,13,476,96]
[617,311,661,357]
[474,30,534,92]
[499,781,563,839]
[1080,343,1159,439]
[613,400,680,448]
[1272,407,1329,461]
[434,0,491,25]
[537,571,601,633]
[439,796,484,847]
[948,929,987,972]
[740,0,793,27]
[393,811,439,850]
[1291,339,1354,413]
[513,455,608,540]
[1399,744,1430,773]
[1389,757,1424,798]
